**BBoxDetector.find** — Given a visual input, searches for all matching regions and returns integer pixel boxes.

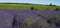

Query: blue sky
[0,0,60,5]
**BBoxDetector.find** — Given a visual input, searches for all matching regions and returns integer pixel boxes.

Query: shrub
[31,7,34,10]
[48,17,60,27]
[54,8,60,11]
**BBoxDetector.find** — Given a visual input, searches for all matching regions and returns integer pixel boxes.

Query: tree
[53,4,56,6]
[50,3,52,6]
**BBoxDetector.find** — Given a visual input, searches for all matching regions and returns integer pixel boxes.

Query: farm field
[0,4,60,10]
[0,0,60,28]
[0,3,60,28]
[0,10,60,28]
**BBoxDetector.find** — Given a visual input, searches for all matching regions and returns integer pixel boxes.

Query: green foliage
[54,8,60,11]
[0,4,60,10]
[38,21,47,26]
[23,17,34,25]
[48,16,60,27]
[49,3,56,6]
[50,3,52,6]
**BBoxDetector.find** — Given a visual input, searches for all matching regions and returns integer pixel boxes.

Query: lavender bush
[0,10,60,28]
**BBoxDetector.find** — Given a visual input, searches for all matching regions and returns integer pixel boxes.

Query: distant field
[0,4,60,10]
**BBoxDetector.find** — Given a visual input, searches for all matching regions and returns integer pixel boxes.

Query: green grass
[0,4,60,10]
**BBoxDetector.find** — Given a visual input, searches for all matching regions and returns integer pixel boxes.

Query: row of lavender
[0,10,60,28]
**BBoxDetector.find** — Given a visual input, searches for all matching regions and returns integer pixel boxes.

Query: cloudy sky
[0,0,60,5]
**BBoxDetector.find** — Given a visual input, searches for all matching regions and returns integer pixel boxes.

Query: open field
[0,4,60,10]
[0,3,60,28]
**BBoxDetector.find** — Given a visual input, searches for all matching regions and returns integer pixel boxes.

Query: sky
[0,0,60,6]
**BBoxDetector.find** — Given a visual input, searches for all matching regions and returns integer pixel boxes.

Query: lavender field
[0,10,60,28]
